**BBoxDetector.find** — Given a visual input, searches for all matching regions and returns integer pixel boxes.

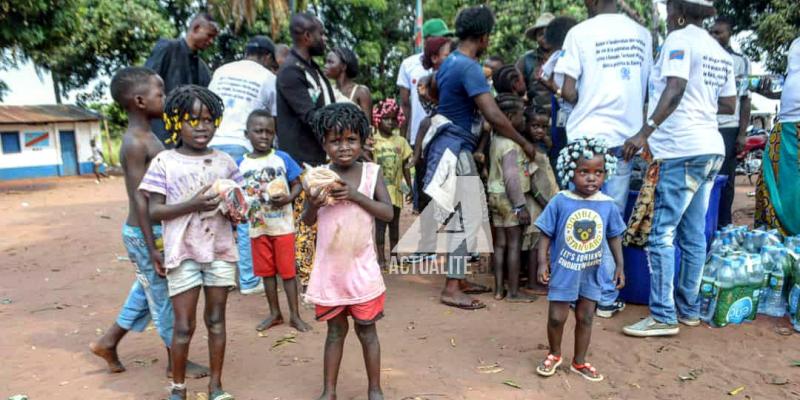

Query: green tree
[715,0,800,72]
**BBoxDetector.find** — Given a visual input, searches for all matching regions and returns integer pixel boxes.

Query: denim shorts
[167,259,237,297]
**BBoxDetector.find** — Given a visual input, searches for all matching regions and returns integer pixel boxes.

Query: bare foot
[256,314,284,332]
[368,388,384,400]
[315,391,336,400]
[89,341,125,373]
[493,289,506,301]
[440,290,486,310]
[524,283,548,296]
[506,293,537,303]
[290,315,312,332]
[167,360,209,379]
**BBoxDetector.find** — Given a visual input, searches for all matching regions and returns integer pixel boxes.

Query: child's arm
[473,125,490,165]
[329,168,393,222]
[537,235,552,285]
[608,236,625,289]
[301,189,326,226]
[147,184,220,221]
[124,141,164,275]
[410,117,431,168]
[401,139,413,203]
[528,170,549,210]
[270,178,301,208]
[501,150,530,225]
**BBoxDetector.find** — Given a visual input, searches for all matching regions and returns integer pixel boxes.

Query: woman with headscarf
[324,46,372,123]
[755,36,800,236]
[621,0,737,337]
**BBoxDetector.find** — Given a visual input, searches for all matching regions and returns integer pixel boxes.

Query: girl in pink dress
[302,103,394,400]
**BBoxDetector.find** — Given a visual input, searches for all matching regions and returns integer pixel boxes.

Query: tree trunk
[52,72,62,104]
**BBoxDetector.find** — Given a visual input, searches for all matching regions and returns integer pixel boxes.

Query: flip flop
[506,294,538,303]
[571,362,604,382]
[440,297,486,310]
[209,390,235,400]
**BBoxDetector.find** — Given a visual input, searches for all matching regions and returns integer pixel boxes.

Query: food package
[212,179,249,222]
[301,165,341,205]
[266,179,289,198]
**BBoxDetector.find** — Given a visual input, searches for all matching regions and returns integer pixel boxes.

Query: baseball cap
[525,12,555,39]
[423,19,453,39]
[682,0,713,6]
[246,35,276,54]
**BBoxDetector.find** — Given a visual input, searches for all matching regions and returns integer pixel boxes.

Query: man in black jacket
[145,13,219,146]
[276,13,335,166]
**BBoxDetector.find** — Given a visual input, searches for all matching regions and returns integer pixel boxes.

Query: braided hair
[162,84,224,145]
[495,93,524,116]
[311,103,371,144]
[492,65,522,95]
[555,137,619,188]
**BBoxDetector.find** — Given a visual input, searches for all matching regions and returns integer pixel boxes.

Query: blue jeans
[116,225,172,346]
[211,144,260,290]
[646,154,723,324]
[598,150,632,306]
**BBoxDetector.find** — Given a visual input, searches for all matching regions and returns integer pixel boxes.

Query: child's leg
[388,206,401,261]
[573,297,597,365]
[525,238,548,294]
[492,227,508,300]
[203,286,229,393]
[506,226,535,302]
[170,286,201,391]
[318,313,349,400]
[256,276,284,331]
[547,301,570,358]
[354,322,383,400]
[283,277,311,332]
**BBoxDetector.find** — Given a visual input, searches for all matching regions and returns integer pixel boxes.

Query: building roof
[0,105,102,125]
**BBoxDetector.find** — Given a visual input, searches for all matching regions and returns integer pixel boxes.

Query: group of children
[102,44,629,398]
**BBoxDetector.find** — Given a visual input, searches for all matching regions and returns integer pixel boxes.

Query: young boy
[90,138,109,183]
[524,105,560,294]
[239,109,311,333]
[535,138,625,382]
[371,99,412,268]
[90,67,207,378]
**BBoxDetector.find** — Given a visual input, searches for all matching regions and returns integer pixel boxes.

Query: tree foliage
[715,0,800,72]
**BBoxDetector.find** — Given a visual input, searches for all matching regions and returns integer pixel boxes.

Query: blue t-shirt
[436,50,492,134]
[535,191,626,271]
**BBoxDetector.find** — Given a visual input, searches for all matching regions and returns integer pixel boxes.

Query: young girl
[139,85,241,400]
[534,138,625,382]
[371,99,412,268]
[302,103,393,400]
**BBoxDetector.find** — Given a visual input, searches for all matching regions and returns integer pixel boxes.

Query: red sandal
[570,362,604,382]
[535,354,562,377]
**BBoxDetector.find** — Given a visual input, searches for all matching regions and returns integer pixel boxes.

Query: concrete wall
[0,121,102,180]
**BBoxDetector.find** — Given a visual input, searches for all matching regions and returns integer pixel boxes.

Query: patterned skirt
[294,191,317,286]
[755,121,799,236]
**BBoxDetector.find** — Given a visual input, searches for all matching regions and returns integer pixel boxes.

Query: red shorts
[251,234,296,279]
[315,293,386,325]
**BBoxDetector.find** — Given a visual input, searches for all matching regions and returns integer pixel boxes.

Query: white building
[0,105,103,180]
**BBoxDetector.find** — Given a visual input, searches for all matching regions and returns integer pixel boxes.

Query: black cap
[245,35,275,55]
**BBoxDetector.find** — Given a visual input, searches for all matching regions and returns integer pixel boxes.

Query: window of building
[1,131,21,154]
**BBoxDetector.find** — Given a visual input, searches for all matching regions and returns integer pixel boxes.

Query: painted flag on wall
[414,0,423,54]
[24,131,49,149]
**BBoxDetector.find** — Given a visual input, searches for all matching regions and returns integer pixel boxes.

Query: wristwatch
[645,118,659,130]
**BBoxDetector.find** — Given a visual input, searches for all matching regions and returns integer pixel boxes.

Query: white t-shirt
[554,13,653,148]
[209,60,277,151]
[396,53,430,143]
[647,25,736,160]
[717,50,751,128]
[541,50,573,125]
[780,37,800,123]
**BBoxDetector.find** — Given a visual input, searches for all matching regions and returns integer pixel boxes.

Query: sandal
[209,390,235,400]
[535,354,562,377]
[570,362,604,382]
[169,383,187,400]
[462,282,492,295]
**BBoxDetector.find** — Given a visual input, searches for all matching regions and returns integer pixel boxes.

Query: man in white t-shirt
[208,35,279,295]
[397,18,453,212]
[554,0,652,318]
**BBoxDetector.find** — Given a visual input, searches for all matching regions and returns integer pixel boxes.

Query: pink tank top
[304,162,386,306]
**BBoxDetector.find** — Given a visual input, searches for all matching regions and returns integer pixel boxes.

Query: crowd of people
[84,0,799,399]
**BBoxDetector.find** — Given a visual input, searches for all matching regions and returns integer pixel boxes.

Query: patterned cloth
[623,151,659,248]
[294,189,317,286]
[755,121,799,235]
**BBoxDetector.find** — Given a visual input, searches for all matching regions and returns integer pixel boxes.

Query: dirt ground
[1,175,798,400]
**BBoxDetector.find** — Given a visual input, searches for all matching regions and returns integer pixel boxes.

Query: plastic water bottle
[764,248,788,317]
[712,259,737,327]
[745,254,765,321]
[699,255,721,322]
[707,232,723,263]
[788,247,800,332]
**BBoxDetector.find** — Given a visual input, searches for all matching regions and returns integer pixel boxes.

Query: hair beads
[162,85,225,145]
[555,137,618,188]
